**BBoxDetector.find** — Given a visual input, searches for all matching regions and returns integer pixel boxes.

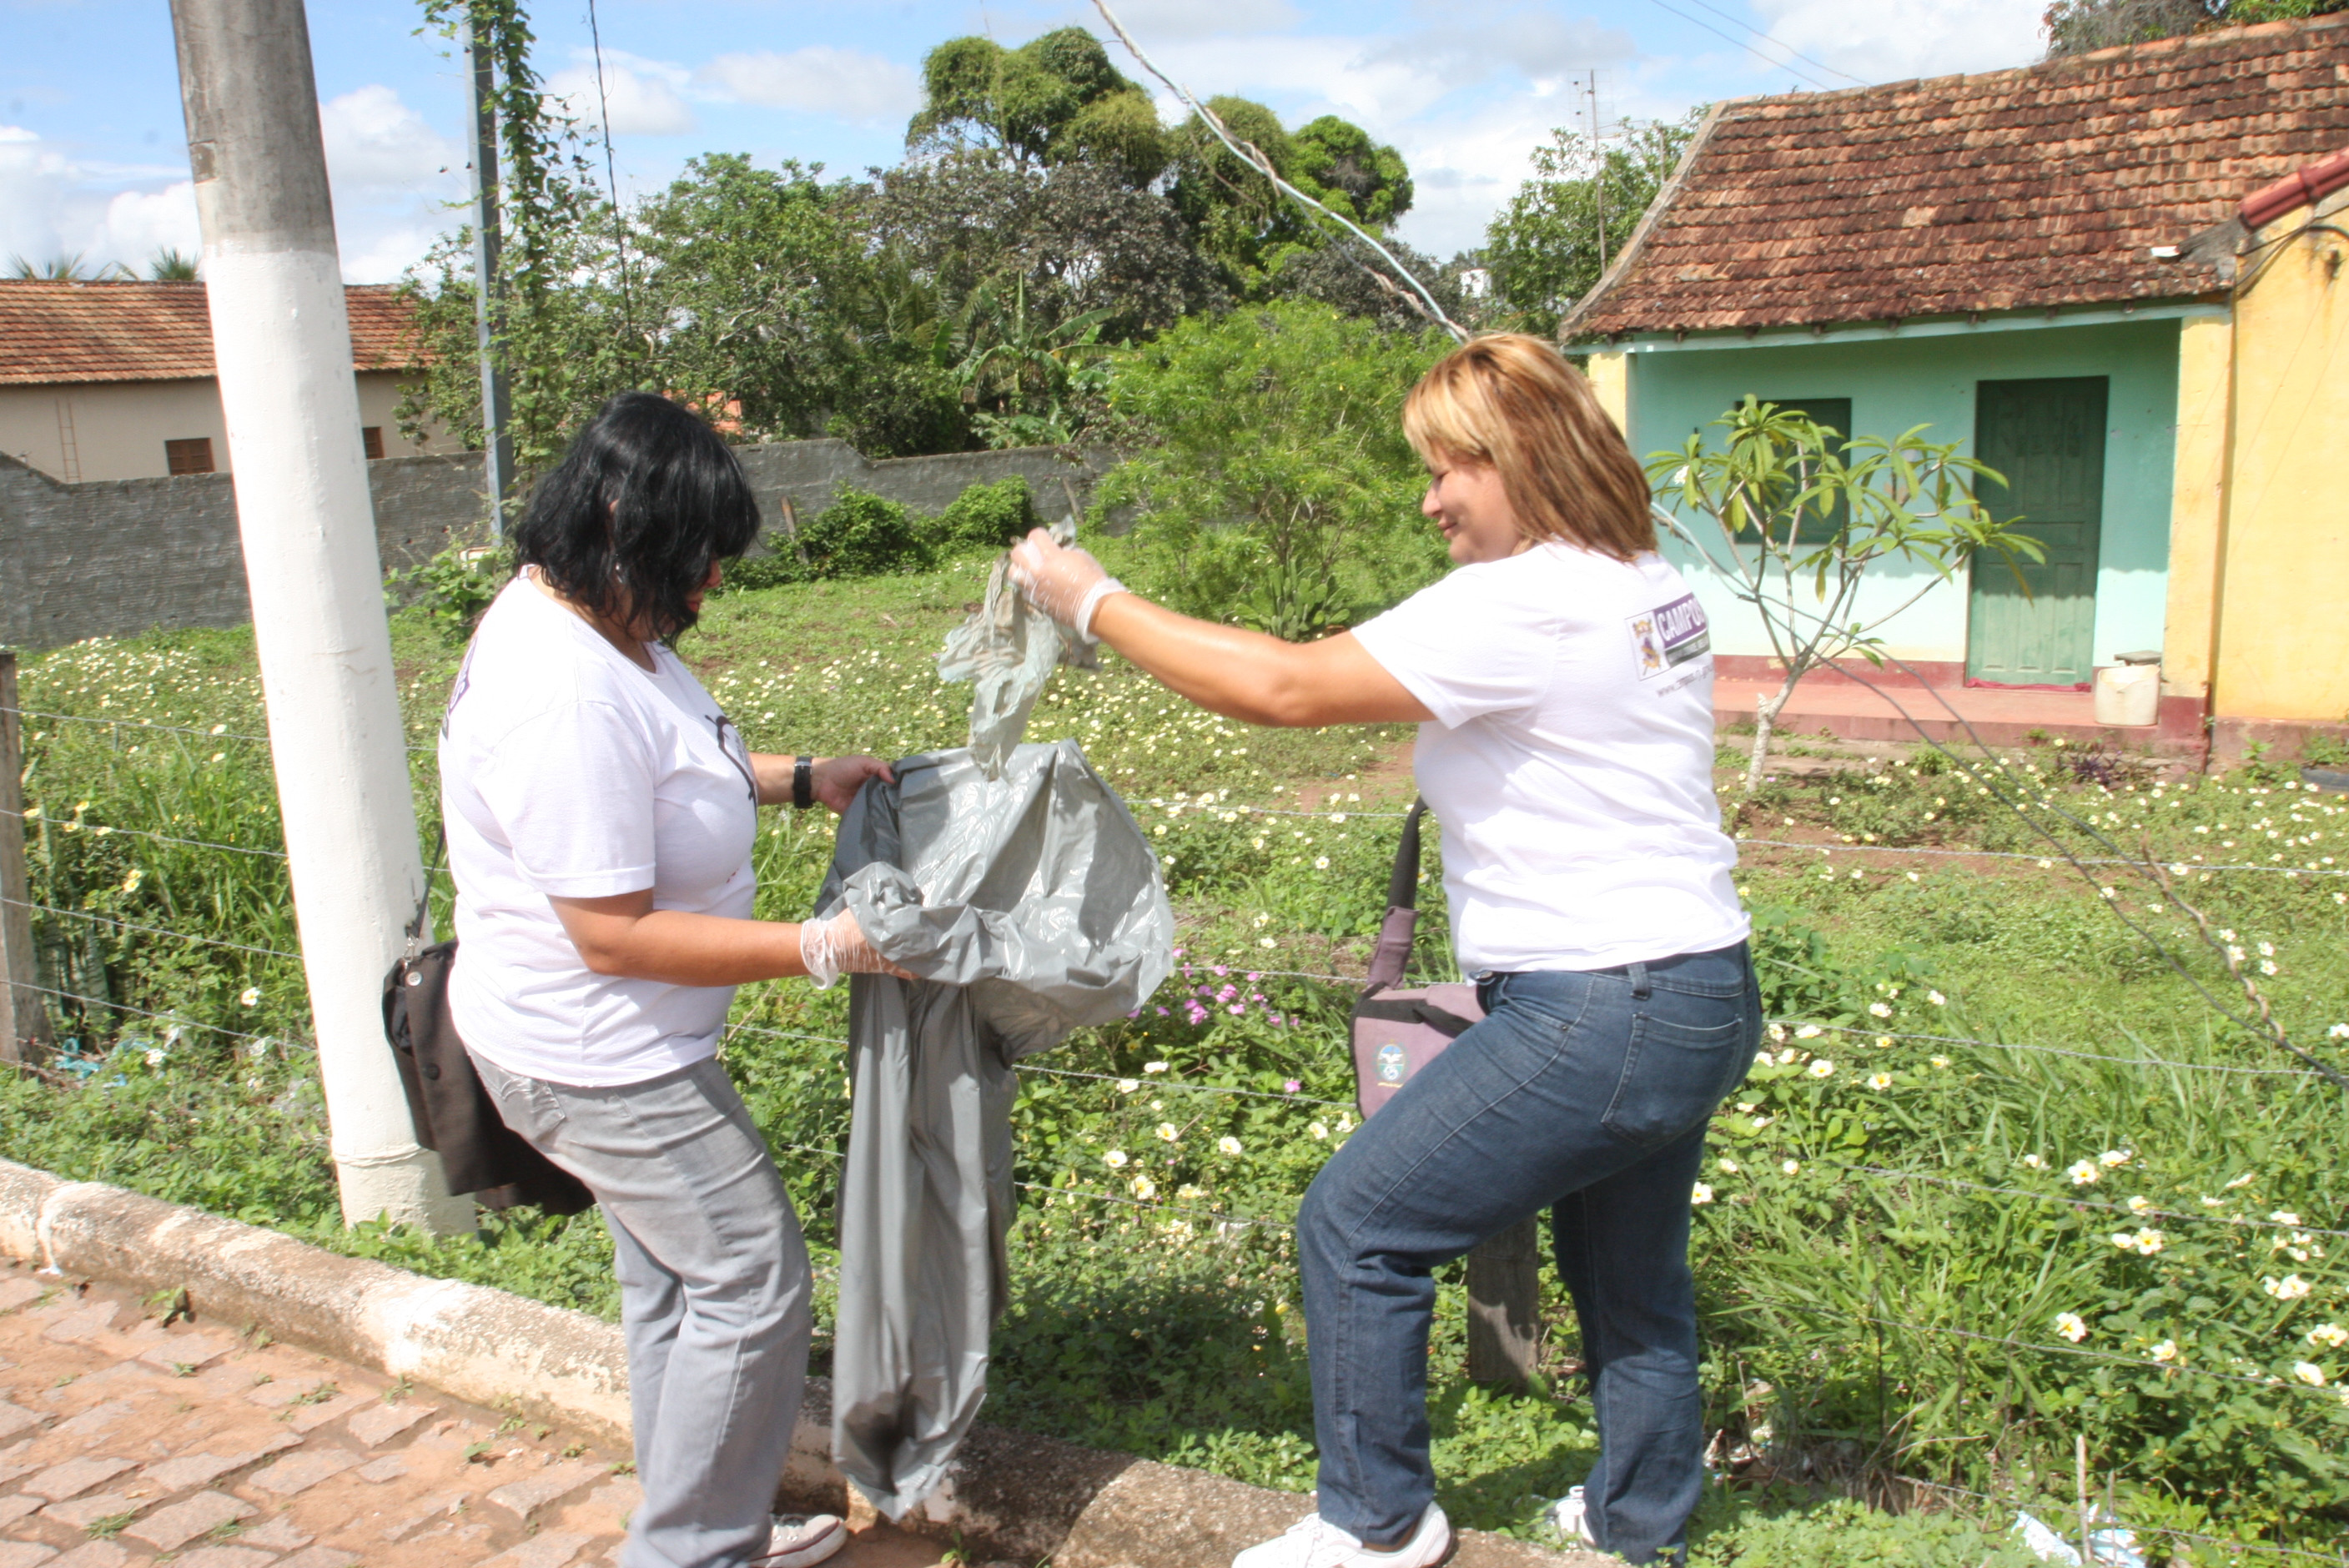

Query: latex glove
[1008,528,1126,643]
[798,908,911,988]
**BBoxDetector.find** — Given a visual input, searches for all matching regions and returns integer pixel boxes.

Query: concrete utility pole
[169,0,473,1234]
[468,13,515,535]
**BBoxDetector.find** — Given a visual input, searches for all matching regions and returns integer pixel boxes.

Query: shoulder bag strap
[1362,798,1427,993]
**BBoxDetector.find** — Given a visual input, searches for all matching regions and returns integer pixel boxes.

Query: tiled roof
[0,280,422,386]
[1567,15,2349,339]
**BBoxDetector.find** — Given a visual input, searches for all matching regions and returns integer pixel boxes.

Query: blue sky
[3,0,2050,284]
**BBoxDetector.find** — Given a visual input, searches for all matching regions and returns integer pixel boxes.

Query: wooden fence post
[1466,1215,1544,1389]
[0,652,53,1063]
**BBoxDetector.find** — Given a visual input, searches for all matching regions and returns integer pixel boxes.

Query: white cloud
[1084,0,1302,41]
[697,47,923,124]
[549,50,698,137]
[320,84,460,191]
[97,182,199,264]
[1754,0,2045,83]
[1365,10,1635,93]
[0,130,76,263]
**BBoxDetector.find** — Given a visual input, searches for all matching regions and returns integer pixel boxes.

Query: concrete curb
[0,1159,1608,1568]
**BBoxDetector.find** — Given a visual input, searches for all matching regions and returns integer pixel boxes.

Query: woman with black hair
[440,392,897,1568]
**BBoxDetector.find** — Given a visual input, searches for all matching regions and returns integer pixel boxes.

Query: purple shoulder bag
[1351,799,1483,1119]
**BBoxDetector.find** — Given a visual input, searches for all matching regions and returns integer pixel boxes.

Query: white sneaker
[1549,1486,1596,1546]
[1231,1502,1451,1568]
[755,1513,847,1568]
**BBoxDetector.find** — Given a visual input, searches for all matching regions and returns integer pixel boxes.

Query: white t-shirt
[439,578,759,1086]
[1351,541,1747,974]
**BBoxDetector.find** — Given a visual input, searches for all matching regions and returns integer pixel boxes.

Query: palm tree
[7,253,94,280]
[148,249,200,281]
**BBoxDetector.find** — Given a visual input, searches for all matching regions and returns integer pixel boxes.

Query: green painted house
[1565,16,2349,732]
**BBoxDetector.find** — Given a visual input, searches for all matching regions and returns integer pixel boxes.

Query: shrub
[928,476,1042,556]
[387,543,510,644]
[719,488,934,591]
[1094,301,1450,641]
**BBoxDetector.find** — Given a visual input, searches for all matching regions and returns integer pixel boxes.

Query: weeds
[3,576,2346,1558]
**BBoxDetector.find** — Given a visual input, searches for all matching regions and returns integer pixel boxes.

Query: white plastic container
[2094,655,2161,726]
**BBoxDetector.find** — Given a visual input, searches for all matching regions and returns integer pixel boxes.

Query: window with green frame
[1752,396,1851,545]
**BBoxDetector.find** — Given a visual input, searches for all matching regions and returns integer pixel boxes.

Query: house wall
[1622,319,2183,676]
[0,372,445,483]
[2211,193,2349,731]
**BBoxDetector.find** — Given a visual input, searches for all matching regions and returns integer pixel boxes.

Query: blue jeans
[1297,943,1759,1565]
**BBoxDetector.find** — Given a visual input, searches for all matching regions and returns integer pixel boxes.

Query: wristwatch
[792,756,814,812]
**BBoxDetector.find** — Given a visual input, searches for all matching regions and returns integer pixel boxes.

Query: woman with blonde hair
[1011,334,1755,1568]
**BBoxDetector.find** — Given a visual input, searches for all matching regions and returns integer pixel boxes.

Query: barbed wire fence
[6,682,2349,1561]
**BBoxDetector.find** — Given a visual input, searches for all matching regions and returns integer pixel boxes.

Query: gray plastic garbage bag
[935,520,1095,781]
[817,739,1173,1517]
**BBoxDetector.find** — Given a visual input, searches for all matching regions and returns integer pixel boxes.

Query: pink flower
[1246,972,1262,983]
[1283,1079,1302,1093]
[1217,985,1238,1003]
[1228,1003,1245,1016]
[1154,1007,1169,1017]
[1213,966,1230,977]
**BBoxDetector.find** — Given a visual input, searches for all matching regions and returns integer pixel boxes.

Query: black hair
[511,392,760,643]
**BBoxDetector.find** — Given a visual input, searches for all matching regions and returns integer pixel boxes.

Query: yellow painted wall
[2213,190,2349,723]
[2160,315,2231,703]
[1586,350,1630,436]
[0,371,444,483]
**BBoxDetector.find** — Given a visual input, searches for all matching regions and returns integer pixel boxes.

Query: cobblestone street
[0,1263,943,1568]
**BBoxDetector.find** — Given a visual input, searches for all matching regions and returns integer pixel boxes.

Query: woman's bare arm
[548,891,811,985]
[1089,596,1432,729]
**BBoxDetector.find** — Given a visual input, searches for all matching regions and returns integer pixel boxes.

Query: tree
[402,0,636,485]
[1094,301,1450,641]
[2043,0,2338,53]
[626,155,867,441]
[1485,113,1699,337]
[1267,239,1482,334]
[907,28,1166,185]
[1166,98,1414,297]
[1647,400,2042,790]
[148,249,199,281]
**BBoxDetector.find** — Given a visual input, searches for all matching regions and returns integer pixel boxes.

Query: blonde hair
[1401,334,1655,562]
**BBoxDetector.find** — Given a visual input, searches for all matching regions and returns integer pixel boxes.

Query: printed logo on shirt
[1628,593,1710,681]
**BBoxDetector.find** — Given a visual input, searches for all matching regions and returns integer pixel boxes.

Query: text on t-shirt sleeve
[1350,564,1562,728]
[475,701,659,898]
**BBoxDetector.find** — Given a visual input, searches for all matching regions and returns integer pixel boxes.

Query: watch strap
[792,756,813,811]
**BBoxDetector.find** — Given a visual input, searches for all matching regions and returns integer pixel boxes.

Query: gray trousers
[472,1052,812,1568]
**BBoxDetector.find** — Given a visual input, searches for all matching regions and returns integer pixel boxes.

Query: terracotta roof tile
[1569,16,2349,337]
[0,280,421,385]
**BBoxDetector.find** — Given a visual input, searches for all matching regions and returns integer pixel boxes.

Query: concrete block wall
[0,440,1115,650]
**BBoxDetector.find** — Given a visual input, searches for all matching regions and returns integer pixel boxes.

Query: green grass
[6,563,2348,1563]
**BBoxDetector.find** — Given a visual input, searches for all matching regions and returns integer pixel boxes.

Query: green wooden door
[1966,377,2107,686]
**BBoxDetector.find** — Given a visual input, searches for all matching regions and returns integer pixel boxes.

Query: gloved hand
[798,908,910,988]
[1008,528,1127,643]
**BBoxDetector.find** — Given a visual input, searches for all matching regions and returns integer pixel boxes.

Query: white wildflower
[1691,1183,1715,1206]
[2054,1312,2088,1343]
[1103,1149,1129,1168]
[1217,1135,1243,1156]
